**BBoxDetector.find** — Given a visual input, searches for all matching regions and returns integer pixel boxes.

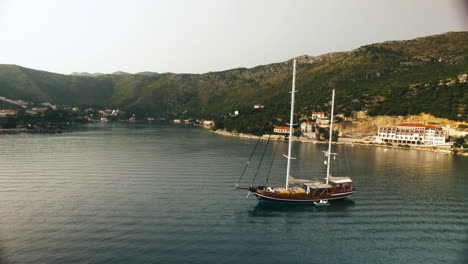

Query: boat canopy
[289,175,335,188]
[288,175,312,184]
[303,182,332,189]
[329,176,353,184]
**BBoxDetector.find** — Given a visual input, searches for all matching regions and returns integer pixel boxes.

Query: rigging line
[237,136,262,185]
[237,60,293,185]
[251,133,273,186]
[344,146,352,177]
[254,67,293,185]
[258,63,291,179]
[265,138,280,185]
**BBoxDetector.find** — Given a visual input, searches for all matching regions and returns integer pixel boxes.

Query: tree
[453,135,468,148]
[43,108,70,122]
[1,116,18,129]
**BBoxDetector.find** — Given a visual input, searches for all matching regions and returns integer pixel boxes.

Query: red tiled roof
[274,126,296,130]
[312,112,324,115]
[398,123,437,129]
[0,110,18,114]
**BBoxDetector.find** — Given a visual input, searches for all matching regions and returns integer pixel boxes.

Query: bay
[0,123,467,263]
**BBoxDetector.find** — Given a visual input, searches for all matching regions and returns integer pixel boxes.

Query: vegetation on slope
[0,32,466,128]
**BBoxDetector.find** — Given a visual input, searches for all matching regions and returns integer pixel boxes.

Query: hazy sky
[0,0,466,74]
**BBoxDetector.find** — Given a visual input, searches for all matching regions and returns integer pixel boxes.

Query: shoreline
[0,128,64,134]
[211,129,463,156]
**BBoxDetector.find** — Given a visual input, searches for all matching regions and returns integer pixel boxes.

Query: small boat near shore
[236,59,356,204]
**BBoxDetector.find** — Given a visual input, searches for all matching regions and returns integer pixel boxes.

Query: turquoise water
[0,123,467,263]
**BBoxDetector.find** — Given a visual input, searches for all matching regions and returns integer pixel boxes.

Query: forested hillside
[0,32,466,123]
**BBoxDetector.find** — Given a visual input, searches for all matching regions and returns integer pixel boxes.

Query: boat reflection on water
[248,198,356,216]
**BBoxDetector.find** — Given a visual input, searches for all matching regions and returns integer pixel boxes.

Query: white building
[254,104,264,109]
[376,123,447,146]
[312,112,326,119]
[300,121,316,139]
[274,126,296,134]
[300,121,316,133]
[202,120,215,127]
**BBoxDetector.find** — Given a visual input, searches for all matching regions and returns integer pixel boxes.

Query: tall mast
[326,89,335,185]
[285,59,296,188]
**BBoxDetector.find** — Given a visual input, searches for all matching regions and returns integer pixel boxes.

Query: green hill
[0,31,466,121]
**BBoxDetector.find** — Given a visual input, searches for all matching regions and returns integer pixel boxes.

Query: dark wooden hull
[251,188,356,204]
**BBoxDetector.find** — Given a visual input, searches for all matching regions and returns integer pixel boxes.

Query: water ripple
[1,124,467,264]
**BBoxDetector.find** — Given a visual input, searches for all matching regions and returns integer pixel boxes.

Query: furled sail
[288,175,332,189]
[328,176,353,184]
[288,175,311,184]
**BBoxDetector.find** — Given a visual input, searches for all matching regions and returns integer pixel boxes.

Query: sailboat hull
[252,190,356,204]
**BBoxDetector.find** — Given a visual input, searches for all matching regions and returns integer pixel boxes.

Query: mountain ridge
[0,31,466,121]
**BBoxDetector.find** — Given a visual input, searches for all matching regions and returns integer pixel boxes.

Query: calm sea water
[0,123,467,264]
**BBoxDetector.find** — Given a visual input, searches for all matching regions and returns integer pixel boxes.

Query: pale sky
[0,0,466,74]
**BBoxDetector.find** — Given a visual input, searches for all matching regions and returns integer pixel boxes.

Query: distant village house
[300,121,316,133]
[312,112,326,119]
[25,107,48,115]
[32,107,48,112]
[42,102,57,110]
[274,126,296,134]
[0,110,18,117]
[300,121,316,139]
[254,104,264,109]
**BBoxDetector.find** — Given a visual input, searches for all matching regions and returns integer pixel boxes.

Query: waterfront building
[300,121,316,139]
[202,120,215,127]
[300,121,316,133]
[273,126,296,134]
[376,123,447,146]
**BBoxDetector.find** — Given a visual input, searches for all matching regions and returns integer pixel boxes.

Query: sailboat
[237,59,356,204]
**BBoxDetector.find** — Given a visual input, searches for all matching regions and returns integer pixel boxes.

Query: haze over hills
[70,72,105,77]
[0,31,466,121]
